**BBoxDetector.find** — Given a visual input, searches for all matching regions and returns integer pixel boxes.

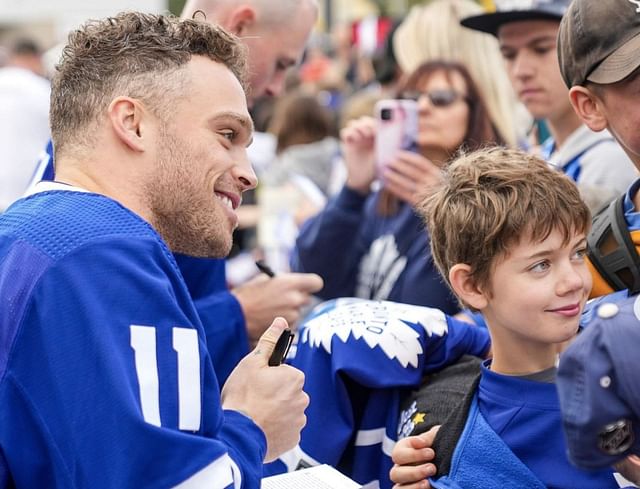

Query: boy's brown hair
[418,147,591,307]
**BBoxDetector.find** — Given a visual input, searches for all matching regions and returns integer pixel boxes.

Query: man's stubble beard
[145,133,233,258]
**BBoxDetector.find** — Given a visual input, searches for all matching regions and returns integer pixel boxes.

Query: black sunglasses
[401,89,469,107]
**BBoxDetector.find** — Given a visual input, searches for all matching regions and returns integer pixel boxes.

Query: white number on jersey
[130,325,201,430]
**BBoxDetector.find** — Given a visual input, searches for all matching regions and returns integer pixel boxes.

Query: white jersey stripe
[173,453,241,488]
[354,427,396,456]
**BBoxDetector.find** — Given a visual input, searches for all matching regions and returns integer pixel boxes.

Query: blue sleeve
[0,238,265,489]
[174,254,250,385]
[422,316,491,373]
[291,186,371,299]
[195,289,249,385]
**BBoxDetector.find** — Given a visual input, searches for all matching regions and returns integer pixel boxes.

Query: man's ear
[107,97,146,152]
[226,5,257,36]
[449,263,488,311]
[568,86,609,133]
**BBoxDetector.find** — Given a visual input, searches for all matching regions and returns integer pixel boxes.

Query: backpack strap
[587,194,640,294]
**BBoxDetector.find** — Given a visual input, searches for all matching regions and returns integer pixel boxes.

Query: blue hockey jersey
[174,254,248,385]
[0,187,265,488]
[29,142,249,387]
[430,362,623,488]
[263,298,491,487]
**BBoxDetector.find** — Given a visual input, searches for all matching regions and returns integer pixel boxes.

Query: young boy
[391,147,620,488]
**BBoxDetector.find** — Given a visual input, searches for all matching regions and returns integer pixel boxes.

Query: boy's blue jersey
[0,189,265,488]
[477,363,619,488]
[430,361,623,489]
[264,298,491,488]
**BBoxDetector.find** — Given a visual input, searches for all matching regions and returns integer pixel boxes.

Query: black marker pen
[255,259,276,278]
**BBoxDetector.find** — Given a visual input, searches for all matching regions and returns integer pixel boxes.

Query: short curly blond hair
[50,11,247,156]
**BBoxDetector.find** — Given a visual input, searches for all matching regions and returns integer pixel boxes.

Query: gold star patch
[412,412,426,424]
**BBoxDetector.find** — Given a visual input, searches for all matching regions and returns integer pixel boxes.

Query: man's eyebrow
[212,111,255,133]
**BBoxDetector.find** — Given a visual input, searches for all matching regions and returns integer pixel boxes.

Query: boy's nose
[557,264,588,296]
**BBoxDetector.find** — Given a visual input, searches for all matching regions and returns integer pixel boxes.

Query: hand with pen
[222,317,309,462]
[231,262,323,347]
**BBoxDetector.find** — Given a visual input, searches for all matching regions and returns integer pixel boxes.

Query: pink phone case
[374,99,419,178]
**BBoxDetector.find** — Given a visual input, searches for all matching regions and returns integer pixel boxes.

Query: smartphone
[374,99,418,178]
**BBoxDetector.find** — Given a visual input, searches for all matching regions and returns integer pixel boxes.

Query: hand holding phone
[374,99,418,179]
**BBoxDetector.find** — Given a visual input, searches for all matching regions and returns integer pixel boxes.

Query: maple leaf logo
[300,298,447,368]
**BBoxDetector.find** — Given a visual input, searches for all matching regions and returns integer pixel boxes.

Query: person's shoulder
[580,129,635,167]
[0,191,163,262]
[558,293,640,469]
[0,67,49,89]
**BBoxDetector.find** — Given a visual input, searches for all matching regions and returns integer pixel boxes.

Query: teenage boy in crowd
[461,0,637,211]
[0,12,309,487]
[391,147,621,488]
[26,0,324,385]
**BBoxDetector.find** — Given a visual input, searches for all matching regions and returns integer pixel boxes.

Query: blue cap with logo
[557,295,640,469]
[460,0,570,37]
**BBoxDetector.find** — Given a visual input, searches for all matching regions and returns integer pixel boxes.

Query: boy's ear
[568,86,609,133]
[449,263,488,311]
[226,5,257,36]
[107,97,146,152]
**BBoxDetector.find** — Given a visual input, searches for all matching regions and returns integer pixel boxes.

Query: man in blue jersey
[556,295,640,486]
[178,0,323,384]
[0,12,308,488]
[27,0,324,385]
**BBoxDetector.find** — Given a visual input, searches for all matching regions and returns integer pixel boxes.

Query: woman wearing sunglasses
[291,60,506,315]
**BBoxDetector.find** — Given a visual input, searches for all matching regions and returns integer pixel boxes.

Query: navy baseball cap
[557,295,640,469]
[460,0,570,37]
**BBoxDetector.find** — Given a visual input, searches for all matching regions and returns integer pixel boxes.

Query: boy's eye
[530,261,550,273]
[572,247,587,260]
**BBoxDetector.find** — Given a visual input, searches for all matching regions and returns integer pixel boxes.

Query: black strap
[587,194,640,294]
[432,374,481,477]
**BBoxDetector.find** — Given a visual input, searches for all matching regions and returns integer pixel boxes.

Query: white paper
[261,464,362,489]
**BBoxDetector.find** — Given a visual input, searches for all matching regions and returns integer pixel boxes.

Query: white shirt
[0,67,51,211]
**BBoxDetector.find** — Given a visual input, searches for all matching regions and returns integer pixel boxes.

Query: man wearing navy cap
[554,0,640,482]
[461,0,636,211]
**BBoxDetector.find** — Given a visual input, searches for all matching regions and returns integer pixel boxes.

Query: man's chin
[169,238,232,259]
